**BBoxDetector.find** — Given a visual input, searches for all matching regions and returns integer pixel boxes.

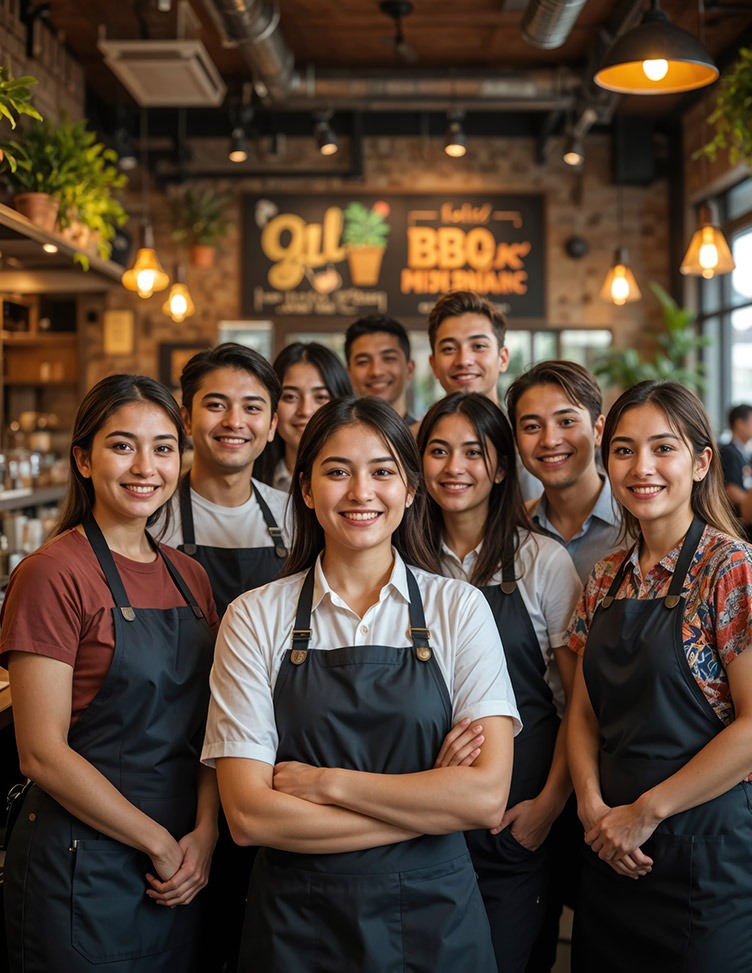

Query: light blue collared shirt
[529,476,623,585]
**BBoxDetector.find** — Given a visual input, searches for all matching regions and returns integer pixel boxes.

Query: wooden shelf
[0,201,123,293]
[0,485,66,513]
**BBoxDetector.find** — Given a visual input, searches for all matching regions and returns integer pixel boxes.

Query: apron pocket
[400,852,496,973]
[71,838,184,963]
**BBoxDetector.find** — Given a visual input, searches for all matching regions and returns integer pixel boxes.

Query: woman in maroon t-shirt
[1,374,219,973]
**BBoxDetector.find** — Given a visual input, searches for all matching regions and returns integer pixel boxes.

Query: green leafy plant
[1,116,128,263]
[169,185,232,247]
[697,47,752,166]
[0,66,43,171]
[342,202,390,247]
[592,282,710,391]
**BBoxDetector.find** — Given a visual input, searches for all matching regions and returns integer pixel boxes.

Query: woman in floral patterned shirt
[567,380,752,973]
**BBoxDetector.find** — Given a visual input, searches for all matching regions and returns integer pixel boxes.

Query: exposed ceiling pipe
[201,0,581,110]
[199,0,300,100]
[521,0,589,50]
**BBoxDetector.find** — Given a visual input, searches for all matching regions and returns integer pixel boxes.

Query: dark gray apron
[462,555,560,973]
[239,566,496,973]
[573,517,752,973]
[4,518,214,972]
[178,473,287,619]
[178,473,287,973]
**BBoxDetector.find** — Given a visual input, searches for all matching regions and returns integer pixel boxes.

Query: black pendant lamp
[594,0,718,95]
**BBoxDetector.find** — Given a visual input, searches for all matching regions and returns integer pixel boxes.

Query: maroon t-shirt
[0,529,219,725]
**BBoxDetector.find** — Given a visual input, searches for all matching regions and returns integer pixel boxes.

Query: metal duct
[521,0,588,50]
[200,0,300,100]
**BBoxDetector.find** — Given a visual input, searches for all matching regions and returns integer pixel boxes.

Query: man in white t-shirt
[159,342,290,973]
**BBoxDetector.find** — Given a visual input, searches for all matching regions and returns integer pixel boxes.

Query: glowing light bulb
[642,59,669,82]
[136,269,157,298]
[698,226,719,278]
[170,293,188,319]
[610,268,630,306]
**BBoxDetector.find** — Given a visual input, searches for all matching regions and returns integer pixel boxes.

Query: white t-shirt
[159,478,290,550]
[439,530,581,716]
[202,549,521,768]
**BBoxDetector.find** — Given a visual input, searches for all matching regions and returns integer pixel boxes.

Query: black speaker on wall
[612,117,655,186]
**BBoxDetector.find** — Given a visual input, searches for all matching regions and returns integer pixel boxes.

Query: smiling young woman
[567,381,752,972]
[418,392,582,973]
[1,375,219,973]
[203,395,520,973]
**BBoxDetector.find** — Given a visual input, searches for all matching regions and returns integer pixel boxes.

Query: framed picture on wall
[158,342,207,392]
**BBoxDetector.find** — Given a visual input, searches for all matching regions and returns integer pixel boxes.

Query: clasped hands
[581,799,656,880]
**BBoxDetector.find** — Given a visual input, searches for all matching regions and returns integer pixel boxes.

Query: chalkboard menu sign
[242,194,545,320]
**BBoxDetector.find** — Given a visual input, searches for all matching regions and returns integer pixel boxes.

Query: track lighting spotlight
[228,127,249,163]
[563,134,584,167]
[314,113,338,156]
[444,111,467,158]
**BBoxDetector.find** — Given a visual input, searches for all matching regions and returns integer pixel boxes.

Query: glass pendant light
[122,222,170,299]
[122,109,169,299]
[601,181,641,306]
[594,0,718,95]
[600,246,642,305]
[680,202,736,279]
[162,265,196,323]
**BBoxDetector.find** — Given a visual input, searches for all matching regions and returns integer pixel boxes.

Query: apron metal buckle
[664,594,681,609]
[416,646,432,662]
[500,581,516,595]
[183,544,197,555]
[120,606,136,622]
[269,529,288,559]
[291,649,308,665]
[602,596,613,609]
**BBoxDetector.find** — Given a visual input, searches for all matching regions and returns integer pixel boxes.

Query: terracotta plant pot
[190,244,216,268]
[14,193,60,234]
[347,245,385,287]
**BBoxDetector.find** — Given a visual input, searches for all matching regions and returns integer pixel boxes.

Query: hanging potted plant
[168,184,232,268]
[698,47,752,166]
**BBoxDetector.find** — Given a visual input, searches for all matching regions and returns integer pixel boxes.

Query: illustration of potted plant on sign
[343,200,390,286]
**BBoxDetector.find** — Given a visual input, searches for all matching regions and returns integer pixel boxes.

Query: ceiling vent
[98,37,227,107]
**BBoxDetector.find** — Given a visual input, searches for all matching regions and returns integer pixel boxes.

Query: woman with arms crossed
[418,392,581,973]
[2,376,219,972]
[567,380,752,972]
[203,395,520,973]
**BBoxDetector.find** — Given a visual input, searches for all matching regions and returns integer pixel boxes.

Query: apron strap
[602,517,706,610]
[83,516,204,622]
[289,564,434,662]
[253,482,288,559]
[178,473,196,552]
[499,543,517,595]
[664,516,705,607]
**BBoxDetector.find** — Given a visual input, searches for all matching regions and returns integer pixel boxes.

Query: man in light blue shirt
[506,360,623,585]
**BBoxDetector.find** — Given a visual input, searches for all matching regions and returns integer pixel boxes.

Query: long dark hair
[602,380,741,540]
[282,396,434,575]
[254,341,353,486]
[53,374,185,537]
[417,393,536,586]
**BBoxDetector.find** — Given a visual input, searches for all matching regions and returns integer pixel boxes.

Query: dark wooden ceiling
[43,0,752,132]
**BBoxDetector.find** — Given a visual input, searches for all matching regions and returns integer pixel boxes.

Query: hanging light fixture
[122,110,169,299]
[314,111,338,156]
[228,127,249,163]
[600,183,641,306]
[444,110,467,158]
[601,246,642,305]
[594,0,718,95]
[680,201,735,279]
[562,133,584,167]
[162,265,196,323]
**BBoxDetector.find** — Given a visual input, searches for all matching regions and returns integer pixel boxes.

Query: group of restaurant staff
[2,289,751,973]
